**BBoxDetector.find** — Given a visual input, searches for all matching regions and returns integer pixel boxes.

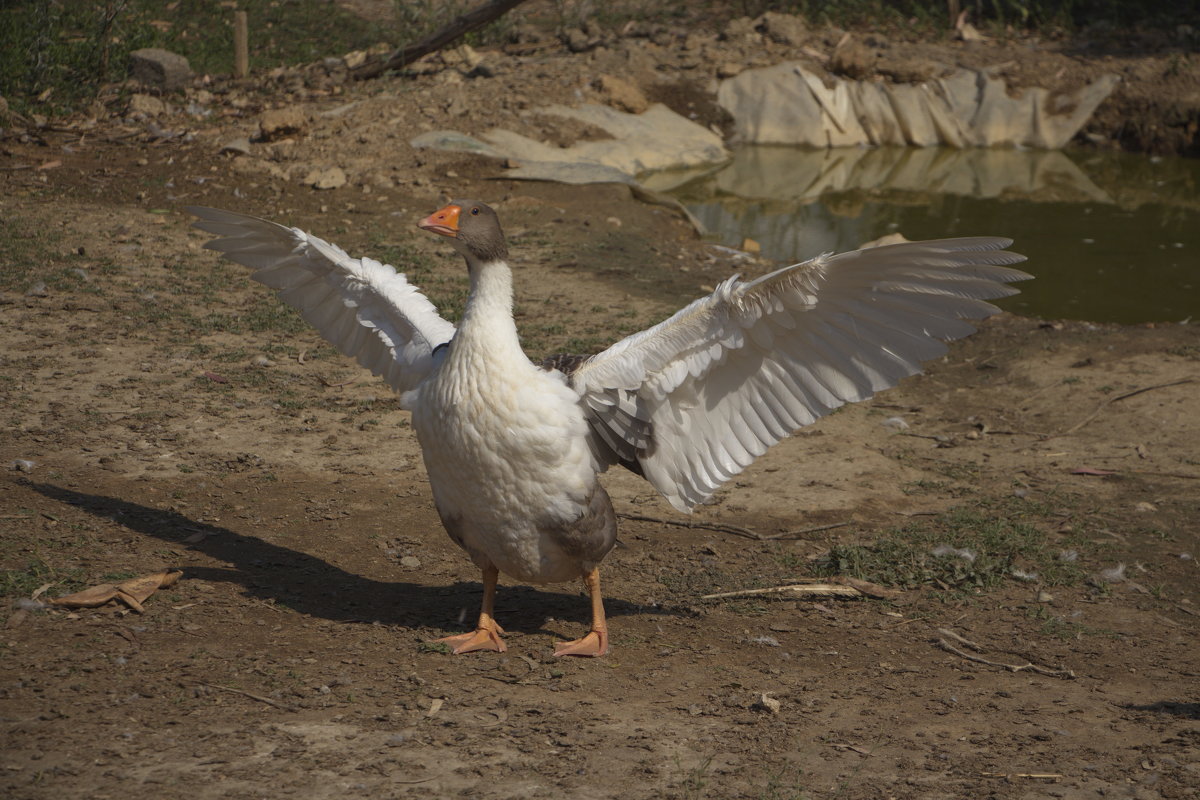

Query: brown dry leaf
[50,583,121,608]
[50,570,182,612]
[119,570,182,603]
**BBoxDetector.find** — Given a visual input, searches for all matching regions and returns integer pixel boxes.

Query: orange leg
[433,565,506,654]
[554,567,609,657]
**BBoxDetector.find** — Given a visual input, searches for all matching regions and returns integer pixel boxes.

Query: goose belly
[412,364,602,583]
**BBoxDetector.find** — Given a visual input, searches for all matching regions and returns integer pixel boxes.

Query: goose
[189,200,1029,657]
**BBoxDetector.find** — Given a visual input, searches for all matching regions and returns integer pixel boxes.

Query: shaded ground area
[2,19,1199,800]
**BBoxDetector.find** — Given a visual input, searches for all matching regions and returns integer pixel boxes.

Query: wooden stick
[234,11,249,78]
[1055,378,1195,438]
[936,639,1075,678]
[701,583,863,601]
[352,0,531,80]
[195,681,298,712]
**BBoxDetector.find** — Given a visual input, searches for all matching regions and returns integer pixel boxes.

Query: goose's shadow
[29,482,679,636]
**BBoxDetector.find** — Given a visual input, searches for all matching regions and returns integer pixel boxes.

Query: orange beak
[417,204,462,238]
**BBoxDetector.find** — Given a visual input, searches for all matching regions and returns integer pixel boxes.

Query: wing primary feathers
[188,206,455,406]
[572,235,1029,511]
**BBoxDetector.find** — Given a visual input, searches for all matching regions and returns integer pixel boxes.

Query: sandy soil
[2,14,1199,800]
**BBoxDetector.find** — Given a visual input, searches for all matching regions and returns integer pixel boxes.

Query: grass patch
[812,499,1087,593]
[0,558,86,598]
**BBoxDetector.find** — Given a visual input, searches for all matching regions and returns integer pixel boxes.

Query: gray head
[417,199,508,265]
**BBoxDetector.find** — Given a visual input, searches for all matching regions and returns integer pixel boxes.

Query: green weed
[812,498,1088,592]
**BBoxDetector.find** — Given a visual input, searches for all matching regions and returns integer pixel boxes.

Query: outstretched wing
[188,207,455,405]
[566,237,1030,512]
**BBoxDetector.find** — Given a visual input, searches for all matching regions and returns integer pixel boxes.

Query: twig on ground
[617,512,846,541]
[194,682,298,712]
[936,638,1075,678]
[701,577,898,601]
[1054,378,1195,438]
[701,583,861,601]
[980,772,1063,780]
[937,627,984,652]
[317,374,356,388]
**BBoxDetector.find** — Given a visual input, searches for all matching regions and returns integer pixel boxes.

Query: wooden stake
[234,10,249,78]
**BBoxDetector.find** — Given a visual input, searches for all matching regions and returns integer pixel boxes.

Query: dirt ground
[2,13,1199,800]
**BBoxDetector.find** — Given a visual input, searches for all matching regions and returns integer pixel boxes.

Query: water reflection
[654,147,1199,323]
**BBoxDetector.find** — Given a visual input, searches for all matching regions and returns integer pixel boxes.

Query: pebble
[400,556,422,569]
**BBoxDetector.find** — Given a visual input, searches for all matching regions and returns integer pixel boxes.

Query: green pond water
[649,147,1200,324]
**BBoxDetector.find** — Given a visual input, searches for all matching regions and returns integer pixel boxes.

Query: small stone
[753,692,782,714]
[259,108,308,141]
[10,459,36,473]
[24,280,48,297]
[722,17,757,40]
[1133,501,1157,513]
[343,50,367,70]
[219,137,253,156]
[127,93,166,117]
[596,74,648,114]
[444,44,482,70]
[128,48,193,91]
[758,12,807,46]
[1037,590,1054,602]
[740,237,760,254]
[831,35,875,80]
[717,62,743,78]
[564,28,593,53]
[303,166,347,190]
[400,556,421,569]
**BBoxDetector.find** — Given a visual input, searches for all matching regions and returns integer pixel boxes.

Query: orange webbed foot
[433,622,506,654]
[553,628,608,658]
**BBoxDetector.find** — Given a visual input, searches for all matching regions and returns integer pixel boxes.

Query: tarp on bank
[717,64,1119,149]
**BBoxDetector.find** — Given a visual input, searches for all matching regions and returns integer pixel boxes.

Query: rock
[343,50,368,69]
[717,63,744,79]
[758,12,807,46]
[722,17,757,40]
[876,56,939,84]
[127,93,165,117]
[128,48,193,91]
[444,44,482,71]
[956,20,987,42]
[831,35,874,80]
[259,108,308,141]
[564,28,593,53]
[303,166,347,190]
[752,692,782,714]
[596,74,649,114]
[219,137,253,156]
[740,237,760,254]
[400,556,421,569]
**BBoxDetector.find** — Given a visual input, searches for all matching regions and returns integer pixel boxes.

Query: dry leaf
[50,570,182,612]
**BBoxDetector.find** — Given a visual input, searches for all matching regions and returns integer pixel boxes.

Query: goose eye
[471,207,480,215]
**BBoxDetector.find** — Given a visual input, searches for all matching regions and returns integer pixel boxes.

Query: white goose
[189,200,1029,657]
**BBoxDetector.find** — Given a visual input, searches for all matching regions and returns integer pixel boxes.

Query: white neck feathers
[453,258,522,357]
